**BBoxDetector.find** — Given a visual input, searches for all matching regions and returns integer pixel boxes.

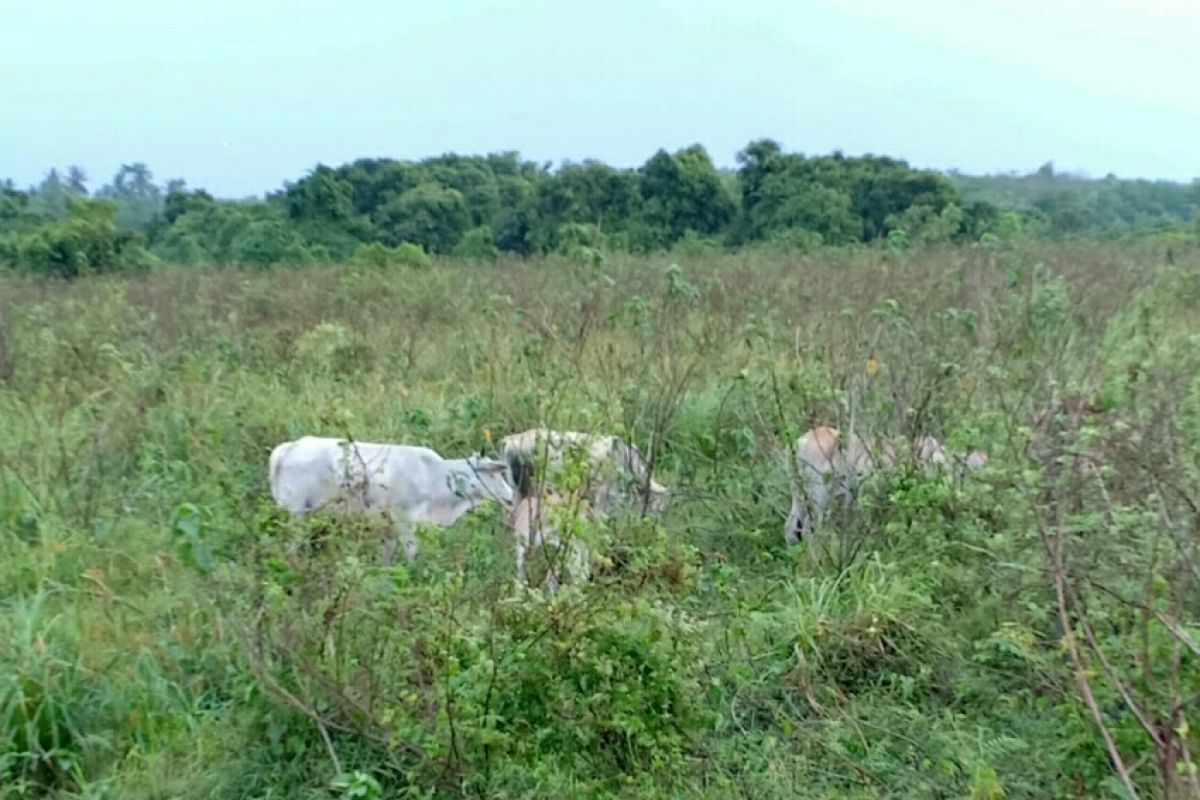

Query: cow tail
[268,442,291,504]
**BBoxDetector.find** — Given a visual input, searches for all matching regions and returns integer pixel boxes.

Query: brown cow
[501,428,670,516]
[509,488,598,591]
[783,426,988,545]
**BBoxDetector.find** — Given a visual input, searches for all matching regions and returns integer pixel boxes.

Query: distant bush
[152,228,209,266]
[229,219,319,266]
[884,202,966,244]
[349,241,431,269]
[347,242,391,268]
[766,226,824,252]
[555,222,605,252]
[671,229,724,256]
[6,199,152,278]
[451,226,499,260]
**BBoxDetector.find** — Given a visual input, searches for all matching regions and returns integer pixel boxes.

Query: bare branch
[1041,522,1143,800]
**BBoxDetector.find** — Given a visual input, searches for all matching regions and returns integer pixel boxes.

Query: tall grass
[1,238,1197,798]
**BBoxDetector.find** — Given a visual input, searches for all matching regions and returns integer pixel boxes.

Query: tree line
[2,141,1198,277]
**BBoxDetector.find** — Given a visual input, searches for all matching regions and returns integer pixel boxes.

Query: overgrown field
[2,240,1199,799]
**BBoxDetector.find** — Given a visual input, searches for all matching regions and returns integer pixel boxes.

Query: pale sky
[3,0,1198,197]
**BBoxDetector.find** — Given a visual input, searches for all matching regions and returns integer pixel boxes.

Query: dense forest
[3,140,1198,277]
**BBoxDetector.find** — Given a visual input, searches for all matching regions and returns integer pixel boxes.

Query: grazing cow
[509,489,598,591]
[500,429,670,516]
[268,436,513,562]
[783,426,987,545]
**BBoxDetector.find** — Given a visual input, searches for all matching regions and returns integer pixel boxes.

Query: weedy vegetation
[2,236,1199,798]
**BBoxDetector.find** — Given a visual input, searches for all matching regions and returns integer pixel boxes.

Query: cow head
[465,453,516,507]
[645,479,672,516]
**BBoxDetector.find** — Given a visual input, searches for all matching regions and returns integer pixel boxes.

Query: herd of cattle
[268,428,676,588]
[267,399,1103,589]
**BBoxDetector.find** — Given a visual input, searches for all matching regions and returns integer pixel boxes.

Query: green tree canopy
[640,145,736,244]
[96,163,165,230]
[8,198,150,277]
[375,182,470,253]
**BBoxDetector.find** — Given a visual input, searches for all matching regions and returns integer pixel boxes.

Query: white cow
[268,436,513,562]
[783,426,988,545]
[500,428,670,516]
[509,488,598,591]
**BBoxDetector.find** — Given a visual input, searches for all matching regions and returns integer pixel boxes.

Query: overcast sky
[3,0,1197,197]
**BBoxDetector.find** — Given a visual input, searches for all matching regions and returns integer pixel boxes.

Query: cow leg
[543,565,561,594]
[514,518,544,586]
[382,523,418,565]
[514,535,528,584]
[542,530,563,592]
[541,530,575,593]
[541,530,591,590]
[796,473,836,566]
[784,494,807,545]
[785,474,828,546]
[400,524,418,563]
[565,538,591,584]
[537,529,562,591]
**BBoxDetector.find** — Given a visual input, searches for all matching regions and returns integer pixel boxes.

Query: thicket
[5,145,1198,275]
[1,238,1198,798]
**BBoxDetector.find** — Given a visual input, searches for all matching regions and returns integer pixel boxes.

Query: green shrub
[671,229,723,256]
[292,321,375,377]
[229,219,317,266]
[11,199,151,278]
[452,226,499,260]
[766,226,823,251]
[349,240,431,269]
